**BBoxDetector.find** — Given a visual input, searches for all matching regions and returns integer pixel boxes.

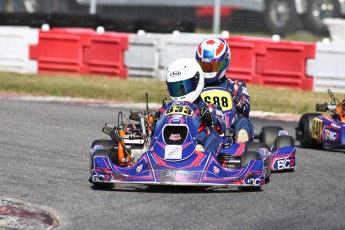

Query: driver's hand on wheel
[200,107,214,127]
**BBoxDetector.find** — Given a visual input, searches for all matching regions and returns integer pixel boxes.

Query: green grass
[0,72,342,114]
[0,72,169,103]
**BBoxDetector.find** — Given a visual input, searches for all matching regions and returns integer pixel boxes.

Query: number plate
[165,105,194,116]
[200,89,233,111]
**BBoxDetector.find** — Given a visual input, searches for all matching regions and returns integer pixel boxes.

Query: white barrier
[158,33,215,80]
[307,41,345,93]
[0,26,38,74]
[124,33,161,78]
[323,18,345,42]
[124,32,217,80]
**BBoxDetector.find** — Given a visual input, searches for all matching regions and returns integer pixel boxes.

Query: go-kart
[89,88,295,189]
[296,89,345,149]
[90,99,265,188]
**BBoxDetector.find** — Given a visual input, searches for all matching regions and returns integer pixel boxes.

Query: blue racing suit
[195,97,226,157]
[205,77,254,140]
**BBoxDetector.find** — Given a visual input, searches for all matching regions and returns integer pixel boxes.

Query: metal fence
[1,0,344,39]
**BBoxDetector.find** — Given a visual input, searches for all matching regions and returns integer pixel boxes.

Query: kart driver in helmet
[195,37,254,143]
[156,58,226,158]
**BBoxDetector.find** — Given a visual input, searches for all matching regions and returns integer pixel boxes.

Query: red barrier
[82,32,128,77]
[30,28,94,74]
[30,28,129,77]
[224,36,315,91]
[225,36,270,84]
[258,40,315,90]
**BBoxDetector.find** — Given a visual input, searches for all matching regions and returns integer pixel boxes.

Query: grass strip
[0,72,340,114]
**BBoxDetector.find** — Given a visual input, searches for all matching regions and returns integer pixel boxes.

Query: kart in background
[296,89,345,149]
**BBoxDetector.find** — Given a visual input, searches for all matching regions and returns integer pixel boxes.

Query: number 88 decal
[201,89,233,111]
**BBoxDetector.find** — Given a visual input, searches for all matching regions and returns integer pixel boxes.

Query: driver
[195,37,254,142]
[156,58,226,157]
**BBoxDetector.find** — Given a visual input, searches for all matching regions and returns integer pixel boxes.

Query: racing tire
[259,126,283,150]
[274,135,295,150]
[91,139,115,149]
[245,142,268,152]
[90,149,116,189]
[297,113,324,149]
[240,151,260,168]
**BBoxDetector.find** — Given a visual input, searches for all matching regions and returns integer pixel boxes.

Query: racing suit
[195,97,226,157]
[205,77,254,141]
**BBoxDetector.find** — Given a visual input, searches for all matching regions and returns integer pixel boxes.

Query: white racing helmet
[166,58,204,103]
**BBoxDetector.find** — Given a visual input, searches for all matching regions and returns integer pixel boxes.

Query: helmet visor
[167,76,199,98]
[197,57,228,73]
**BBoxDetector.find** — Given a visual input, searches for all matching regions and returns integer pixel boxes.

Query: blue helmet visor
[196,56,229,73]
[167,76,199,98]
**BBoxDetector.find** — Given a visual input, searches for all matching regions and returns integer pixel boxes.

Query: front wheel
[274,135,295,150]
[259,126,283,150]
[297,113,323,149]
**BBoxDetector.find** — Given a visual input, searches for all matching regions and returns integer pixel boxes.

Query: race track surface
[0,99,344,230]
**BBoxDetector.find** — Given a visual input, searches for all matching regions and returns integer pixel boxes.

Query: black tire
[297,113,323,149]
[274,135,295,150]
[91,139,115,149]
[259,126,283,150]
[245,142,268,152]
[90,149,115,189]
[241,151,260,168]
[303,0,341,35]
[263,0,298,35]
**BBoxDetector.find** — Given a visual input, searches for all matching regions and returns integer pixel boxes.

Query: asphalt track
[0,98,344,230]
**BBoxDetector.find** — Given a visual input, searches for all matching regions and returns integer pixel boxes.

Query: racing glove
[200,107,214,127]
[233,95,250,117]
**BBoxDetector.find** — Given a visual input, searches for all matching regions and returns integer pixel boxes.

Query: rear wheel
[297,113,323,149]
[274,135,295,150]
[240,150,260,168]
[245,142,268,152]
